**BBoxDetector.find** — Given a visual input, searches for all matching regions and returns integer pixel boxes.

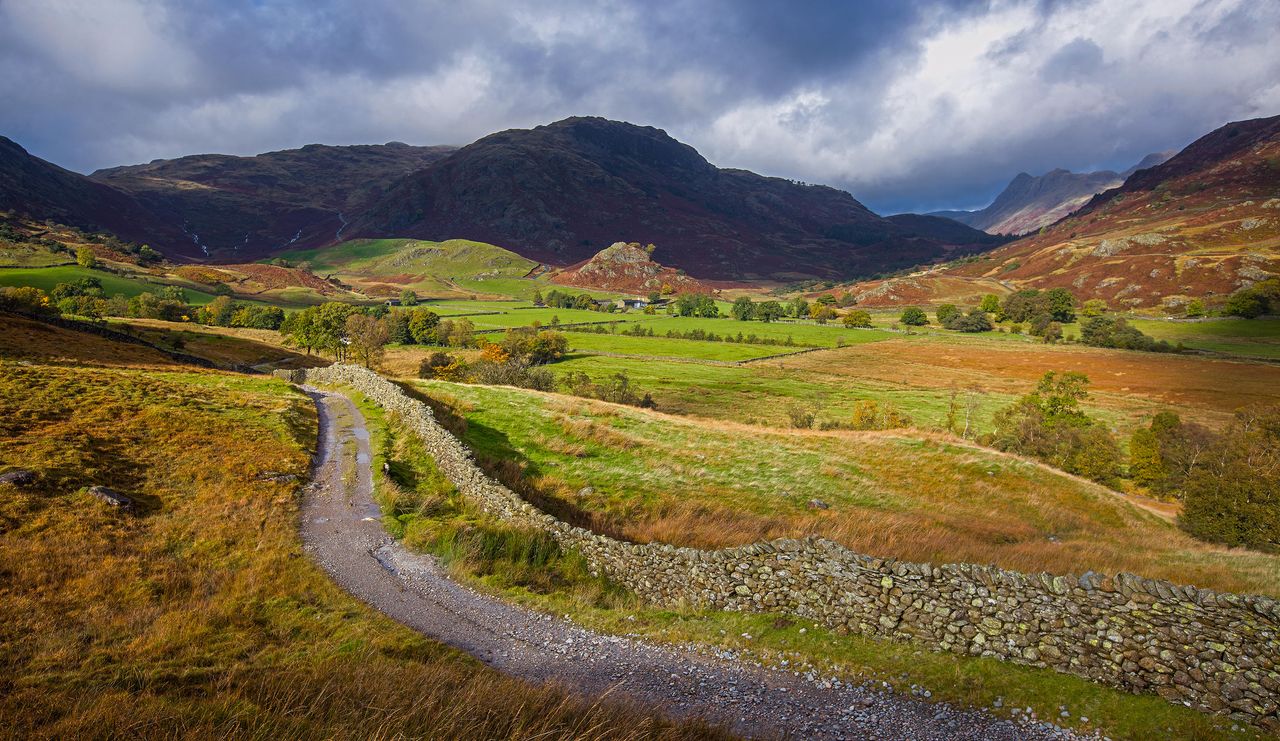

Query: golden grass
[778,338,1280,428]
[426,381,1280,597]
[0,360,725,740]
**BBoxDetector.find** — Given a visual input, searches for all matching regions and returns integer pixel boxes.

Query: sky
[1,0,1278,214]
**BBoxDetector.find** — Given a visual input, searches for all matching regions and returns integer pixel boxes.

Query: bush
[561,371,651,407]
[986,371,1122,485]
[1080,316,1174,352]
[842,309,872,328]
[900,307,928,326]
[786,404,816,429]
[418,352,467,381]
[935,304,960,325]
[0,285,57,315]
[1223,277,1279,318]
[849,400,911,430]
[942,308,993,332]
[1180,406,1280,551]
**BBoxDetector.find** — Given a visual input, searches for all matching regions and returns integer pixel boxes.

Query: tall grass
[0,360,721,740]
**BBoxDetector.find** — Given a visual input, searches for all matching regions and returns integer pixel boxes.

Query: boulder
[88,485,135,510]
[0,469,36,487]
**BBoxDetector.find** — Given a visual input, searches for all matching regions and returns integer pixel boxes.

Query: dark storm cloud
[0,0,1277,214]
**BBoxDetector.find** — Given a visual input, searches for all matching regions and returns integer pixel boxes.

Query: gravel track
[298,386,1088,741]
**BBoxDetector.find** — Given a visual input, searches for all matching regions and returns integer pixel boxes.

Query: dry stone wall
[279,364,1280,731]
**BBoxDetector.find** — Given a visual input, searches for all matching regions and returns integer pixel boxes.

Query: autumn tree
[345,313,389,368]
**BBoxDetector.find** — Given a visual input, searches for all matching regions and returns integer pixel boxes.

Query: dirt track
[298,386,1085,740]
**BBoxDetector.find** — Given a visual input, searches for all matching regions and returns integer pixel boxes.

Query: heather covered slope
[906,115,1280,309]
[91,143,456,260]
[0,136,171,246]
[552,241,708,293]
[351,117,999,281]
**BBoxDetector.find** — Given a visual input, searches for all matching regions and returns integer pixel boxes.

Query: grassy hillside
[0,265,223,304]
[274,238,549,299]
[414,380,1280,598]
[0,352,717,739]
[366,394,1252,741]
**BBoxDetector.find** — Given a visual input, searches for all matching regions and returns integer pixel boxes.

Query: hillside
[936,115,1280,308]
[351,117,999,281]
[0,137,170,246]
[552,241,707,293]
[929,153,1174,237]
[91,143,455,260]
[274,237,542,299]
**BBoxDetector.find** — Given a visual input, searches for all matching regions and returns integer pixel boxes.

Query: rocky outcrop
[279,364,1280,732]
[553,241,706,293]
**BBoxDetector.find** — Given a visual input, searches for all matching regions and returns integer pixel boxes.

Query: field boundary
[278,364,1280,733]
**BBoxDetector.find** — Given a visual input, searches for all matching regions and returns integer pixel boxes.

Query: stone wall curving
[279,364,1280,731]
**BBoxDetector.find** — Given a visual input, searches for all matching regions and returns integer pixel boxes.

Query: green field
[413,379,1280,596]
[1127,317,1280,358]
[0,265,223,305]
[562,330,793,361]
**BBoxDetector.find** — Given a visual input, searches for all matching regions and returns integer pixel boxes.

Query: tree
[789,297,809,318]
[935,304,960,325]
[399,289,418,306]
[1180,405,1280,551]
[842,310,872,328]
[1045,288,1076,322]
[1080,299,1108,317]
[345,313,389,368]
[1129,427,1164,489]
[674,293,698,317]
[731,296,755,321]
[197,295,236,326]
[756,301,785,323]
[986,371,1121,485]
[809,303,837,324]
[385,311,412,344]
[900,307,928,326]
[229,304,284,329]
[1185,299,1206,318]
[75,247,97,268]
[532,289,545,306]
[945,308,994,332]
[979,294,1001,314]
[1224,277,1279,319]
[1080,316,1173,352]
[408,308,441,344]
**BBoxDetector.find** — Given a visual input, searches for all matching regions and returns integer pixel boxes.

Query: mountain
[938,114,1280,308]
[0,136,168,244]
[91,142,455,259]
[552,241,708,293]
[349,117,999,281]
[932,153,1174,236]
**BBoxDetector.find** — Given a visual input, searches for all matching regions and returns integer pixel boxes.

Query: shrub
[935,304,960,325]
[1180,406,1280,551]
[1080,316,1174,352]
[419,352,466,380]
[900,307,928,326]
[986,371,1121,485]
[786,404,816,429]
[1223,277,1279,318]
[842,309,873,328]
[849,399,911,430]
